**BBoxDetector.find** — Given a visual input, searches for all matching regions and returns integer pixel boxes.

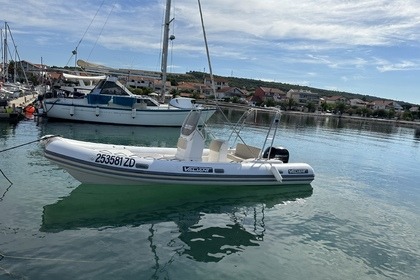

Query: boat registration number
[94,153,136,167]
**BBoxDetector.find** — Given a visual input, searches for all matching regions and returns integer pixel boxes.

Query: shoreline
[203,101,420,128]
[283,110,420,128]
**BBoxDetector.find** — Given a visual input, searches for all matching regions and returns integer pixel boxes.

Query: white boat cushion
[207,139,228,162]
[234,143,261,159]
[175,131,204,161]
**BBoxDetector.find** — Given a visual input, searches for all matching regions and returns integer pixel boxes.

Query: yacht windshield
[100,81,129,96]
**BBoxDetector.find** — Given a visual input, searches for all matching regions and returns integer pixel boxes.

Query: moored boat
[0,99,24,123]
[41,108,315,186]
[42,76,216,126]
[41,0,216,127]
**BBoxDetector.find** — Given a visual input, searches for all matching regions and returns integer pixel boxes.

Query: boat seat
[227,143,261,162]
[175,130,204,161]
[207,139,228,162]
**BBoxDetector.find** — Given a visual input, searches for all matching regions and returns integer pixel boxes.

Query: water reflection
[0,122,15,140]
[41,184,312,262]
[415,127,420,140]
[0,180,13,201]
[294,212,420,279]
[1,123,16,202]
[279,113,402,134]
[180,222,260,262]
[37,121,181,147]
[211,109,415,137]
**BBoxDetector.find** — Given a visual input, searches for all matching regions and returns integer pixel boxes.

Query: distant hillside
[47,64,414,106]
[168,71,412,105]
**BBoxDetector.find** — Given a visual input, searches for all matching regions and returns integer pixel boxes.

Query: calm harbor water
[0,111,419,280]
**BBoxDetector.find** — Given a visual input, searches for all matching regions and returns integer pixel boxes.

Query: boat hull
[42,137,315,186]
[43,98,216,126]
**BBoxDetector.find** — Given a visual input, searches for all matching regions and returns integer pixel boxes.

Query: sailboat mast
[0,26,3,81]
[2,22,8,82]
[160,0,172,102]
[198,0,216,97]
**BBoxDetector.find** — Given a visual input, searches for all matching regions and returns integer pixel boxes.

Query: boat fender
[70,106,75,116]
[270,165,283,182]
[95,106,99,116]
[131,108,136,118]
[24,105,35,114]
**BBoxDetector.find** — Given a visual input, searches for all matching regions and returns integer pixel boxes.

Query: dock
[0,93,38,123]
[9,93,38,107]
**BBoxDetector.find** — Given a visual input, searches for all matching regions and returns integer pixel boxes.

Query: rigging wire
[65,0,106,67]
[197,0,247,145]
[4,23,29,84]
[87,1,116,61]
[197,1,280,151]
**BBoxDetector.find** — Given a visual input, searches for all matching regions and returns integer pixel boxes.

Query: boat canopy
[63,73,106,81]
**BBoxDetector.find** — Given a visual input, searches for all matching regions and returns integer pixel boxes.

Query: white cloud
[3,0,420,58]
[376,59,420,72]
[1,0,420,104]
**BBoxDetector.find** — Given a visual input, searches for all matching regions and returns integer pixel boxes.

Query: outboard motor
[263,146,289,163]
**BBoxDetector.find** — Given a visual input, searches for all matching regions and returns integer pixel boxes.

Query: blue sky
[1,0,420,105]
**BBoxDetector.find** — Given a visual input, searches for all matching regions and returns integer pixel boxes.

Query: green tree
[374,109,388,118]
[192,92,200,99]
[306,101,316,112]
[265,98,276,107]
[287,98,296,110]
[335,102,346,115]
[231,96,239,103]
[402,111,413,121]
[388,109,396,119]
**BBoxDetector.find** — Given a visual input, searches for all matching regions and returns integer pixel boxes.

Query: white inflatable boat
[41,108,315,186]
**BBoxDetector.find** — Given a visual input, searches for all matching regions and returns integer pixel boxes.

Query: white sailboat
[41,0,216,127]
[1,22,32,123]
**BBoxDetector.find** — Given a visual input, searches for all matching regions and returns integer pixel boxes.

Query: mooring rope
[0,135,58,188]
[0,182,12,202]
[0,135,57,154]
[42,98,60,114]
[0,169,12,185]
[0,242,115,279]
[0,139,41,153]
[0,250,104,264]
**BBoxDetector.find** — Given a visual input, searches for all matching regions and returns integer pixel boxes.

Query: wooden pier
[0,94,38,123]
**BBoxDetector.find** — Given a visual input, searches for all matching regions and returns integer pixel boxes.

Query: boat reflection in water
[41,184,312,262]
